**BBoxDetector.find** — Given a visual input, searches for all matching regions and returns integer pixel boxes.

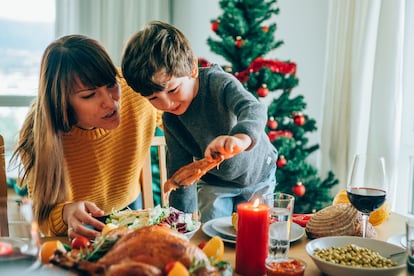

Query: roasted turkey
[51,225,218,275]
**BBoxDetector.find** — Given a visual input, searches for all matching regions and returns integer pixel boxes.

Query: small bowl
[306,236,406,276]
[265,258,306,276]
[183,221,201,239]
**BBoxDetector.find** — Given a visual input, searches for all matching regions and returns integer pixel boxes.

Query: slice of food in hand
[202,236,224,263]
[164,156,224,193]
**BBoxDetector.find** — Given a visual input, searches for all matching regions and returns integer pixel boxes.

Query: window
[0,0,55,177]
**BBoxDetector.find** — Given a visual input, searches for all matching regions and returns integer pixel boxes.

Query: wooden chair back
[0,134,9,236]
[141,136,168,208]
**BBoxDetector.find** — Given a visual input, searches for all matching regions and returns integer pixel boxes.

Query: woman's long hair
[11,35,117,222]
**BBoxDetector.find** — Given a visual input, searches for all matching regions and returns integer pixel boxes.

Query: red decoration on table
[292,182,306,196]
[236,198,270,275]
[292,214,312,227]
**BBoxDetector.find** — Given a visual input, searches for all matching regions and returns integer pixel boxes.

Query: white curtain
[55,0,171,65]
[320,0,410,212]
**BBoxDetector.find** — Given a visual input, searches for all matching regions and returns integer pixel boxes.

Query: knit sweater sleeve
[41,202,69,236]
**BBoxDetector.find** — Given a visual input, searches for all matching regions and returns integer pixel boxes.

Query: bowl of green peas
[306,236,406,276]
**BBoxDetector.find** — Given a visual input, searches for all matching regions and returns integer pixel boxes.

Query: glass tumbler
[262,192,295,263]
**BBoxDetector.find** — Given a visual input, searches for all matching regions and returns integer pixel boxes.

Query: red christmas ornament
[234,57,297,83]
[235,36,243,48]
[211,21,219,32]
[267,130,293,142]
[198,57,211,68]
[262,26,269,32]
[257,84,269,97]
[267,117,278,130]
[276,156,287,168]
[293,114,305,126]
[292,182,306,196]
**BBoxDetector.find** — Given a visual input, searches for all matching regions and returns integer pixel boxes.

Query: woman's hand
[62,201,105,240]
[204,133,252,161]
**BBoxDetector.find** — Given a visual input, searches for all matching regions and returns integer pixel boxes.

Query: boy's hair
[122,20,196,96]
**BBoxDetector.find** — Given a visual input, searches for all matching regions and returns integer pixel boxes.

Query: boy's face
[145,71,198,115]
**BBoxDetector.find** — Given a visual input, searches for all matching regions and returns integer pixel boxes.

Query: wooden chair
[141,136,168,208]
[0,134,9,236]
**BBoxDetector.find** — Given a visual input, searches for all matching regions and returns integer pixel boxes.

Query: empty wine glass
[347,154,387,238]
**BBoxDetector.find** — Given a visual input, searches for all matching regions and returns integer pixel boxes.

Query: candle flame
[253,198,260,207]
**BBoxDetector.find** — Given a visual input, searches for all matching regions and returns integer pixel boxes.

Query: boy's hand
[204,134,252,161]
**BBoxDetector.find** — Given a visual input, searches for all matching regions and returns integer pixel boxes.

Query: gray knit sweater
[164,65,278,211]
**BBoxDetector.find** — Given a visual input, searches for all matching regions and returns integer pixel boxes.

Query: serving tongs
[164,155,224,193]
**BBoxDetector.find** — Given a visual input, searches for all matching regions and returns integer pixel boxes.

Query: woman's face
[69,81,121,130]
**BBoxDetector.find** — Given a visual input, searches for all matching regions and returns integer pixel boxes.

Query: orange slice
[202,236,224,263]
[40,240,66,264]
[166,261,190,276]
[231,212,238,231]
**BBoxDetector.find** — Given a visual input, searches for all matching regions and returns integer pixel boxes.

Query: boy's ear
[191,58,199,78]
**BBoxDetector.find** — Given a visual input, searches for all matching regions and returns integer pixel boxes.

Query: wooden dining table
[37,212,412,275]
[189,212,411,276]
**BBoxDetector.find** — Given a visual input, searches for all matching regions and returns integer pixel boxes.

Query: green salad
[105,205,200,234]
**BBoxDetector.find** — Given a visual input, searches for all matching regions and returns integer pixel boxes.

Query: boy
[122,21,277,222]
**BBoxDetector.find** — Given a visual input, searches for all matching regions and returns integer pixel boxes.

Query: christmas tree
[202,0,338,213]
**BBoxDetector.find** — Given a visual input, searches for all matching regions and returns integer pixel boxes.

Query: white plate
[306,236,406,276]
[211,216,237,238]
[202,219,236,244]
[203,217,305,243]
[387,233,406,248]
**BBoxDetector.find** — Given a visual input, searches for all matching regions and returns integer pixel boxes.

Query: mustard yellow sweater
[43,74,162,236]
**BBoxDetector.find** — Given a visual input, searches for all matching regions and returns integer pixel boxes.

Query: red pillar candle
[235,198,270,275]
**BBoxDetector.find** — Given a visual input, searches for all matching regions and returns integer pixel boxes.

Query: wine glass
[347,154,387,238]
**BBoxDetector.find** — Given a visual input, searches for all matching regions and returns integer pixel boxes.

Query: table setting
[2,153,414,275]
[0,200,412,276]
[201,214,305,245]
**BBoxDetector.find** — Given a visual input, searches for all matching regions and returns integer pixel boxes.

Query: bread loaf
[305,204,376,239]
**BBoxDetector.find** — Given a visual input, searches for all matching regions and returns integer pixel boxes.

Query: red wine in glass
[346,154,387,238]
[347,187,386,213]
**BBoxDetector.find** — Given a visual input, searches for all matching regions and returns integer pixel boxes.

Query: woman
[12,35,162,240]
